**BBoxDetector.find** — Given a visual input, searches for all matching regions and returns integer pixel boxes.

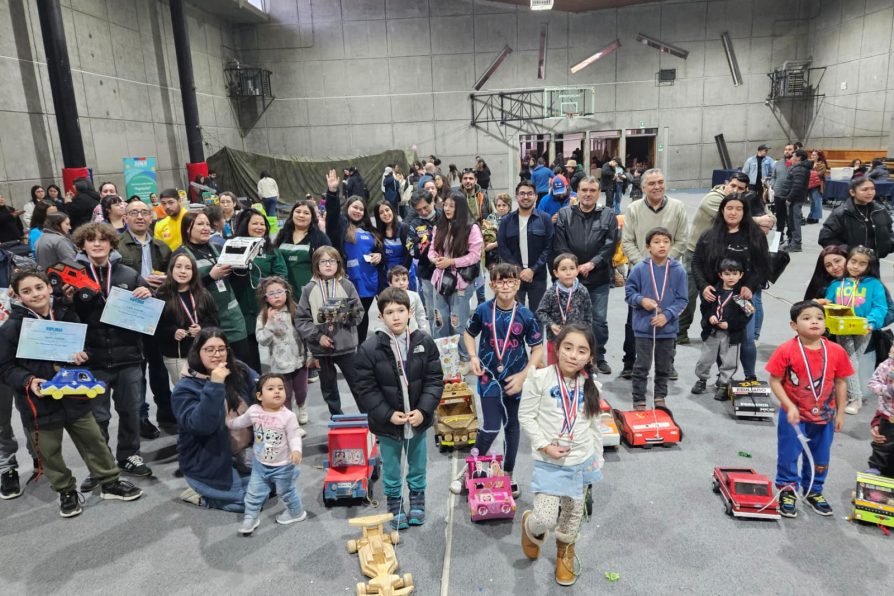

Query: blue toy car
[40,368,106,400]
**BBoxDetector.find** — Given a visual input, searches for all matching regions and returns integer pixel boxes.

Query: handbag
[438,269,458,296]
[766,251,790,284]
[457,263,480,284]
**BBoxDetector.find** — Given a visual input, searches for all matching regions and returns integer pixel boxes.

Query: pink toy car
[464,449,517,522]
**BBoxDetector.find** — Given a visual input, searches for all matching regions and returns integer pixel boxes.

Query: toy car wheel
[371,461,381,481]
[724,500,733,516]
[712,479,721,494]
[355,582,368,596]
[347,539,358,554]
[323,491,334,508]
[78,289,95,302]
[401,573,413,589]
[48,272,62,289]
[389,530,400,545]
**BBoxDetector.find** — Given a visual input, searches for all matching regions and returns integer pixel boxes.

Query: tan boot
[555,540,577,586]
[520,511,544,560]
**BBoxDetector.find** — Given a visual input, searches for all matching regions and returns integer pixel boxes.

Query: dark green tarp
[206,146,414,209]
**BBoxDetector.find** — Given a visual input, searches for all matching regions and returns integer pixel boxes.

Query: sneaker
[676,335,690,345]
[805,493,833,516]
[633,402,646,411]
[59,489,84,518]
[668,367,679,381]
[714,384,729,401]
[845,400,861,415]
[307,368,319,384]
[510,480,520,499]
[238,516,260,535]
[788,245,802,253]
[297,426,307,438]
[297,405,309,425]
[691,379,707,394]
[140,419,161,440]
[653,396,666,409]
[744,375,758,382]
[276,509,308,525]
[408,491,425,526]
[119,455,152,477]
[386,496,409,530]
[0,469,22,500]
[100,479,143,501]
[596,361,612,375]
[180,487,203,506]
[620,366,633,379]
[80,475,100,492]
[779,488,797,518]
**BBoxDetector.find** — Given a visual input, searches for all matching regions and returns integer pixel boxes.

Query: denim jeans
[262,196,278,217]
[587,283,610,361]
[91,365,144,461]
[475,392,521,473]
[244,462,303,518]
[786,201,802,247]
[434,287,472,360]
[186,468,250,512]
[379,433,427,498]
[418,278,436,323]
[615,182,624,212]
[740,290,761,378]
[752,290,764,341]
[808,188,823,221]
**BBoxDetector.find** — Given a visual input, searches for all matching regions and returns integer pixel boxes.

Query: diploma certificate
[16,318,88,362]
[99,286,164,335]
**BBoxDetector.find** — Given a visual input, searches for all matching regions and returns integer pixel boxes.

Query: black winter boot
[408,491,425,526]
[387,495,409,530]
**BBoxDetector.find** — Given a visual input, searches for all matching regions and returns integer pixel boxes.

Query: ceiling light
[636,33,689,60]
[531,0,554,11]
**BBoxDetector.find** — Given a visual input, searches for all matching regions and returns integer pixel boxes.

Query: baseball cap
[552,175,568,194]
[757,144,770,151]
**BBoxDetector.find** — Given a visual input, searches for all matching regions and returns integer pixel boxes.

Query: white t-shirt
[518,214,530,268]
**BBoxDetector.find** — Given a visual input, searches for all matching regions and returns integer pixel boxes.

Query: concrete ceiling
[490,0,657,11]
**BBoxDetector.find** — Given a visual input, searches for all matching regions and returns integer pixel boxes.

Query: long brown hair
[157,252,217,328]
[344,196,382,250]
[554,324,600,419]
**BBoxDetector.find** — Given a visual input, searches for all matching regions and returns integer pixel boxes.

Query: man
[153,188,186,251]
[621,169,690,378]
[406,191,440,321]
[205,170,221,194]
[459,168,487,221]
[498,181,554,312]
[777,149,812,252]
[531,157,552,201]
[565,159,584,192]
[770,142,795,242]
[601,158,617,212]
[118,202,174,437]
[537,175,574,221]
[742,144,775,194]
[552,176,618,375]
[344,166,369,200]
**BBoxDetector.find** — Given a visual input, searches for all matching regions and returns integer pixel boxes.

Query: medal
[796,337,828,415]
[555,285,574,324]
[88,261,113,301]
[497,364,504,373]
[648,258,669,314]
[491,300,517,375]
[715,290,734,321]
[811,407,819,415]
[554,364,581,439]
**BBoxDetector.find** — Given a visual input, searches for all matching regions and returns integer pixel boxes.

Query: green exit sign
[639,120,646,127]
[658,143,664,152]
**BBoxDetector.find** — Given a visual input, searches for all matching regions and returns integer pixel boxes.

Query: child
[866,344,894,477]
[0,270,142,517]
[766,300,852,518]
[482,193,511,270]
[256,276,311,428]
[536,253,593,365]
[354,287,444,529]
[624,227,688,410]
[226,373,305,534]
[692,258,754,400]
[368,265,430,335]
[823,245,887,415]
[463,263,543,497]
[295,247,365,418]
[518,324,604,587]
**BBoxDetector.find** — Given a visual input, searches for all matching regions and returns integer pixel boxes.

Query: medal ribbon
[491,300,517,370]
[88,261,112,300]
[840,278,860,308]
[554,364,580,437]
[178,292,198,326]
[555,286,574,324]
[25,307,54,321]
[796,337,827,408]
[648,259,669,307]
[715,290,735,321]
[318,278,333,303]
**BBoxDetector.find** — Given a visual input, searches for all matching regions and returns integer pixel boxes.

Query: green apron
[182,244,247,343]
[279,242,313,296]
[231,249,288,335]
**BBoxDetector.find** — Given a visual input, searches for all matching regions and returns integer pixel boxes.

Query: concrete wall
[0,0,241,207]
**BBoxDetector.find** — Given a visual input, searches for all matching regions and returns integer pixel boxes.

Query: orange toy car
[47,260,102,302]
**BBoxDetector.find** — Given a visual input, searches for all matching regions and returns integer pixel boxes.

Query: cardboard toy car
[613,407,681,448]
[824,304,868,335]
[851,471,894,528]
[434,381,478,452]
[39,369,107,400]
[464,449,516,522]
[712,467,780,520]
[323,415,380,506]
[599,399,620,448]
[728,380,775,419]
[47,261,101,302]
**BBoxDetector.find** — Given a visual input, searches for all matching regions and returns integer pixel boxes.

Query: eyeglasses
[517,191,535,197]
[201,346,228,355]
[492,279,519,287]
[127,210,152,217]
[319,259,338,266]
[265,289,286,298]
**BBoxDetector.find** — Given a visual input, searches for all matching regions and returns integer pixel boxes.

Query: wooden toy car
[824,305,868,335]
[40,369,107,400]
[613,407,681,448]
[323,415,380,507]
[599,399,620,448]
[728,380,775,420]
[712,467,780,520]
[464,449,516,522]
[851,471,894,528]
[434,381,478,452]
[47,261,101,302]
[347,513,414,596]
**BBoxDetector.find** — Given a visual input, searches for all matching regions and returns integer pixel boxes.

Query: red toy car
[712,467,780,520]
[613,407,681,448]
[322,415,381,507]
[47,260,101,302]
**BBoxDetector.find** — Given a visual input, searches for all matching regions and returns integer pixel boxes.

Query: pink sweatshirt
[867,357,894,418]
[226,404,302,466]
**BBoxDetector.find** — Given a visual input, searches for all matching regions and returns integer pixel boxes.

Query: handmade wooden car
[434,381,478,452]
[323,415,380,506]
[347,513,414,596]
[47,261,101,302]
[851,471,894,528]
[712,467,780,520]
[824,304,868,335]
[613,407,681,448]
[464,449,516,522]
[40,369,106,400]
[599,399,620,448]
[728,380,775,420]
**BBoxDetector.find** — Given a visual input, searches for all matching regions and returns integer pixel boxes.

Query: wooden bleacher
[822,149,888,168]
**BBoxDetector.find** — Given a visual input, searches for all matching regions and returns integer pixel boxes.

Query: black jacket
[63,190,100,230]
[0,303,93,429]
[600,163,615,187]
[551,204,618,288]
[691,228,769,293]
[699,288,751,344]
[345,172,369,200]
[778,160,812,203]
[117,230,172,275]
[405,210,438,279]
[818,197,894,259]
[0,207,23,243]
[353,330,443,442]
[154,291,220,359]
[497,209,554,279]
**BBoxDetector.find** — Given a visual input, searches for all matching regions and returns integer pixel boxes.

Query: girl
[536,253,594,365]
[46,184,63,207]
[28,200,57,257]
[155,252,220,384]
[256,276,311,426]
[374,201,414,292]
[101,195,126,233]
[295,247,364,418]
[22,185,45,229]
[34,212,75,269]
[866,344,894,477]
[518,324,604,587]
[218,192,239,239]
[823,246,888,414]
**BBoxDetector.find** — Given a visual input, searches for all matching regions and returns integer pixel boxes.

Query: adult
[256,170,279,217]
[0,195,25,246]
[62,177,100,230]
[459,168,489,221]
[27,200,57,257]
[71,223,153,484]
[92,182,119,224]
[203,205,226,248]
[154,188,187,251]
[434,173,452,204]
[101,195,127,233]
[806,150,828,224]
[475,157,491,195]
[274,199,332,295]
[382,167,401,213]
[34,213,75,269]
[45,184,63,207]
[174,212,251,365]
[600,158,617,212]
[804,245,849,301]
[406,191,440,320]
[850,158,867,178]
[218,191,239,240]
[867,158,889,181]
[205,170,221,194]
[777,149,812,252]
[531,157,552,201]
[374,202,413,292]
[769,142,795,243]
[565,159,584,192]
[230,208,287,372]
[742,144,774,193]
[171,328,258,512]
[428,192,483,364]
[21,185,46,229]
[819,176,893,259]
[344,166,369,201]
[325,170,383,343]
[498,180,554,312]
[552,176,617,374]
[537,175,574,221]
[691,194,770,386]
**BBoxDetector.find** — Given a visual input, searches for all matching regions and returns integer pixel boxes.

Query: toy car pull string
[646,258,669,438]
[386,329,414,533]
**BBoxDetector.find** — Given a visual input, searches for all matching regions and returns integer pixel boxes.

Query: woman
[27,200,57,257]
[819,176,894,259]
[325,170,383,343]
[100,195,127,233]
[274,199,331,295]
[173,212,251,366]
[229,208,287,372]
[0,194,25,245]
[62,178,100,230]
[428,192,483,364]
[434,173,452,203]
[373,202,413,292]
[46,184,63,207]
[806,150,828,224]
[475,157,491,195]
[691,193,770,383]
[170,328,258,511]
[804,245,849,301]
[850,158,867,179]
[34,213,75,268]
[218,192,239,239]
[22,185,46,229]
[257,170,279,217]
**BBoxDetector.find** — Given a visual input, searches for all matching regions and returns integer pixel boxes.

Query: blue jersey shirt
[466,300,543,398]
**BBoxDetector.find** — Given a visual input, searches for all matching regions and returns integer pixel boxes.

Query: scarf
[556,278,580,295]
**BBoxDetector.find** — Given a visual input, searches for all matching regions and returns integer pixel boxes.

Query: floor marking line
[440,452,459,596]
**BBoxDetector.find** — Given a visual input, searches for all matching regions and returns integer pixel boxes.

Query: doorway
[555,133,584,169]
[588,130,621,173]
[624,128,658,169]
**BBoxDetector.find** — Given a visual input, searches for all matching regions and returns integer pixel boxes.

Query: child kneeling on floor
[354,287,443,529]
[518,324,604,587]
[227,373,305,534]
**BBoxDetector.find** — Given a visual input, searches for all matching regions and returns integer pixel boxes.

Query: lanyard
[491,301,517,373]
[796,337,827,412]
[388,330,411,383]
[555,286,574,324]
[648,259,669,305]
[839,278,860,308]
[88,261,112,300]
[178,292,198,326]
[715,290,735,321]
[318,278,335,303]
[554,364,580,437]
[26,307,54,321]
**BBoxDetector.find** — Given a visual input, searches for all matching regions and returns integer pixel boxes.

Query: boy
[354,287,443,530]
[463,263,543,497]
[766,300,852,518]
[368,266,430,335]
[692,258,754,400]
[624,227,688,410]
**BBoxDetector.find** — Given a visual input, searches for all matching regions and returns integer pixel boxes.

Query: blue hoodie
[824,276,887,330]
[625,257,689,339]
